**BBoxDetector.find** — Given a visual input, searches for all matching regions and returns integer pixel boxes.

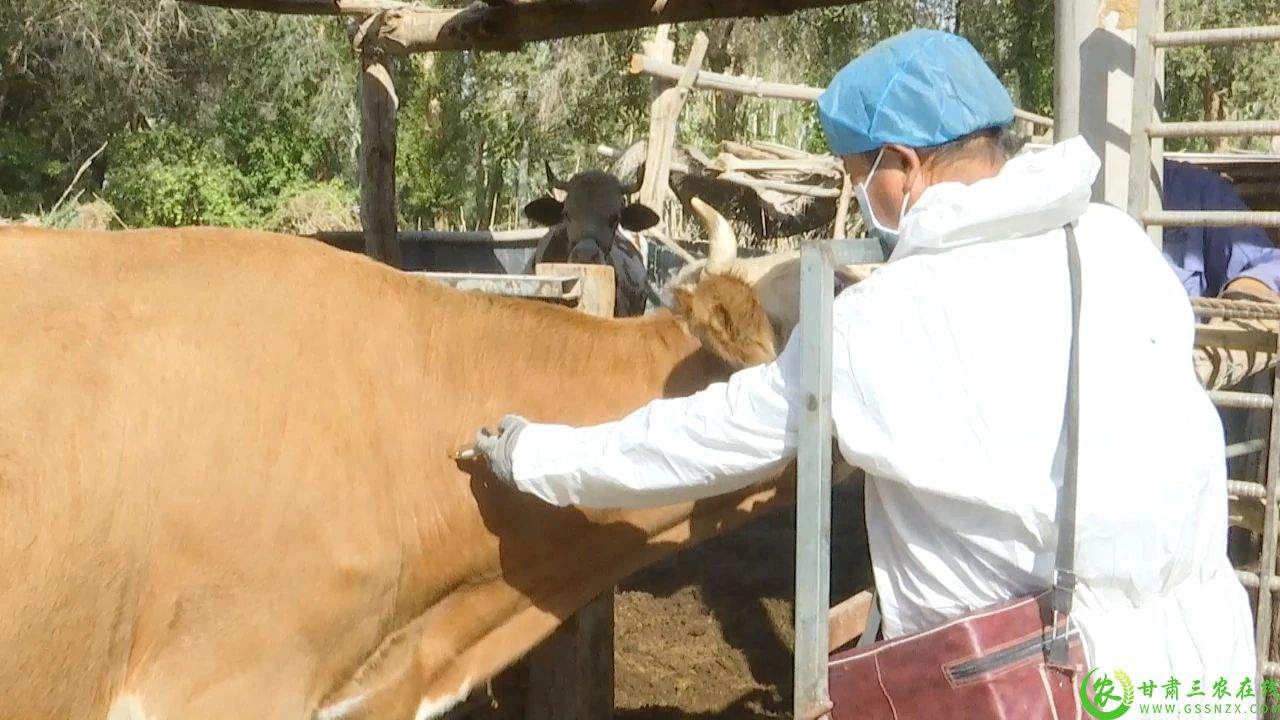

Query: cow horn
[689,197,738,274]
[544,161,569,192]
[623,162,646,195]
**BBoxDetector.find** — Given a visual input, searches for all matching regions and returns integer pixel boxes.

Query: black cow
[522,164,660,317]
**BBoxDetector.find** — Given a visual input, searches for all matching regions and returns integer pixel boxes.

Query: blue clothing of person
[1162,159,1280,298]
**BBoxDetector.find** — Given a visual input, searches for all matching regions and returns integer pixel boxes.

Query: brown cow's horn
[544,161,569,192]
[690,196,738,274]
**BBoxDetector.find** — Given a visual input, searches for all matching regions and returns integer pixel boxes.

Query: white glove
[473,415,529,487]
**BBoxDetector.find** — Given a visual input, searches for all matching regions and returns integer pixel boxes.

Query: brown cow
[0,225,789,720]
[666,197,876,349]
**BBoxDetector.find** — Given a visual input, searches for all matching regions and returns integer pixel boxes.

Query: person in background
[1164,158,1280,391]
[1163,158,1280,302]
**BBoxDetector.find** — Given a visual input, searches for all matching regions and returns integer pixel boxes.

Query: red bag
[826,225,1088,719]
[828,591,1086,719]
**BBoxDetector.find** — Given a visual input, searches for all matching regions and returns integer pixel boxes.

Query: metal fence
[793,237,885,719]
[1128,0,1280,700]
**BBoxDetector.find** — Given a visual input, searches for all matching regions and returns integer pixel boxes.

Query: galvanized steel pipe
[1191,297,1280,320]
[1153,25,1280,48]
[1229,480,1268,499]
[1209,390,1275,410]
[1227,439,1270,460]
[1149,120,1280,138]
[1143,210,1280,228]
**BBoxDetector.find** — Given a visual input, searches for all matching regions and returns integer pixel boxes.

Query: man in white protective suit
[471,29,1257,716]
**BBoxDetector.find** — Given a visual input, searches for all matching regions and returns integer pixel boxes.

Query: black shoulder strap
[1048,222,1082,666]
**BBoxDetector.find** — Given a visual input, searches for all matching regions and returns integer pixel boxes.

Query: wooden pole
[359,49,402,267]
[635,25,674,266]
[639,31,708,261]
[599,143,840,200]
[526,262,617,720]
[634,30,716,265]
[183,0,867,52]
[832,170,853,238]
[184,0,407,14]
[314,228,544,245]
[629,53,1056,130]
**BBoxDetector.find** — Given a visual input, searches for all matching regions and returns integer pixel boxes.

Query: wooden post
[634,25,674,267]
[637,30,708,268]
[638,31,708,213]
[526,261,617,720]
[832,170,853,238]
[535,264,616,318]
[359,49,402,267]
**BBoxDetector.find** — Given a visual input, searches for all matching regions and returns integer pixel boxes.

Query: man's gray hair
[918,125,1027,166]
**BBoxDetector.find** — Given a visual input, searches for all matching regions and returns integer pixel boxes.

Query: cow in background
[522,164,658,317]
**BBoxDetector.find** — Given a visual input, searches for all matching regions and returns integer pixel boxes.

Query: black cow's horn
[544,162,569,192]
[623,162,645,195]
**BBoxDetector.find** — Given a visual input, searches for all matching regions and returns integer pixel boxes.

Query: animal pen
[168,0,1280,718]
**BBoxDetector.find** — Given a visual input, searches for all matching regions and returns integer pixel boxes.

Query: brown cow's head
[523,165,659,265]
[670,270,777,370]
[668,197,869,350]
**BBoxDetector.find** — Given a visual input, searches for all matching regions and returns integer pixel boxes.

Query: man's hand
[1194,278,1280,390]
[472,415,529,486]
[1221,277,1280,304]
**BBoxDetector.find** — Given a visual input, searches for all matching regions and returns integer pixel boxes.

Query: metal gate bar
[1144,211,1280,227]
[1154,26,1280,47]
[794,237,883,720]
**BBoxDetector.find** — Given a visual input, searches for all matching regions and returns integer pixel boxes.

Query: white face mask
[854,147,911,254]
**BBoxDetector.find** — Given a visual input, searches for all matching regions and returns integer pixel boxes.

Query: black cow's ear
[523,197,565,227]
[620,203,660,231]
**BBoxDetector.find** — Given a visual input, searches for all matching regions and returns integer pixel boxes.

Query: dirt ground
[475,482,874,719]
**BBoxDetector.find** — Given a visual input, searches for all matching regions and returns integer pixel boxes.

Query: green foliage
[0,1,357,227]
[6,0,1280,232]
[959,0,1054,114]
[1164,0,1280,151]
[397,33,651,230]
[267,180,359,236]
[105,128,252,227]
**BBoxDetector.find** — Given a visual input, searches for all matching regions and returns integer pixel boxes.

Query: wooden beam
[630,52,822,101]
[639,32,708,210]
[720,171,841,198]
[832,170,852,238]
[630,54,1055,128]
[526,262,617,720]
[183,0,408,15]
[828,590,874,651]
[635,25,674,267]
[313,228,545,245]
[358,50,402,267]
[364,0,865,53]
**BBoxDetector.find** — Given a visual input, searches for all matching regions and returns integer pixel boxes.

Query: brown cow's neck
[322,276,787,713]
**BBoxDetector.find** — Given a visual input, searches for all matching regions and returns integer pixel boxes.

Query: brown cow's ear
[620,203,660,232]
[673,276,776,370]
[671,286,695,315]
[523,197,564,227]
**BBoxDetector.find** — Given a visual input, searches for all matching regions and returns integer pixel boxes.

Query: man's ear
[887,143,924,206]
[523,197,565,227]
[620,202,660,232]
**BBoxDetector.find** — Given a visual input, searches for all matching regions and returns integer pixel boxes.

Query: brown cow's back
[0,227,785,720]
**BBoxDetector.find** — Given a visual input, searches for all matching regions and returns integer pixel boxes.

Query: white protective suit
[511,137,1257,703]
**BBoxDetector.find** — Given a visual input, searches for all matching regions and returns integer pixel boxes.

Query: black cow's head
[522,164,660,264]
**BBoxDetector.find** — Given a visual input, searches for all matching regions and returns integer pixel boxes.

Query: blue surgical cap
[817,29,1015,156]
